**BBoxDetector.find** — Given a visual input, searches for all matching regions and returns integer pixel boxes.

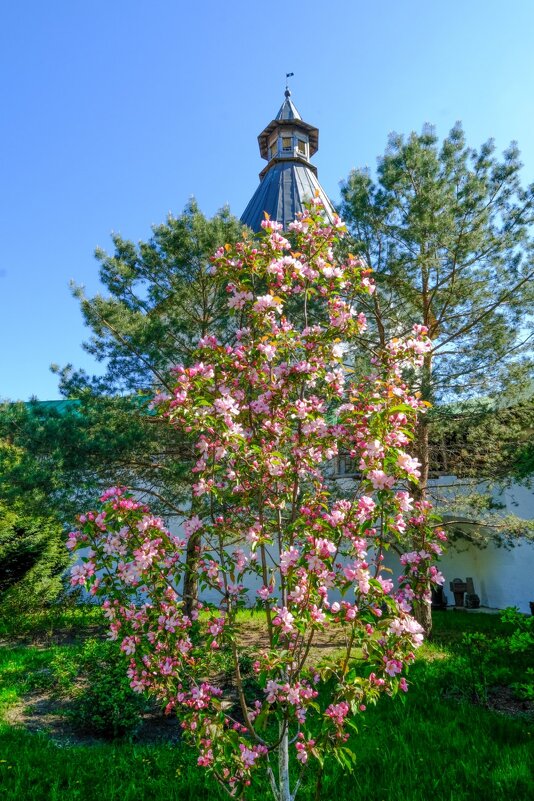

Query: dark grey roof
[240,161,336,232]
[275,91,302,121]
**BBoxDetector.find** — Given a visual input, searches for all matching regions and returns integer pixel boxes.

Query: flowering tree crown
[69,201,445,800]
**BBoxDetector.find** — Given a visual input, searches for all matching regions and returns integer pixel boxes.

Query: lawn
[0,608,532,801]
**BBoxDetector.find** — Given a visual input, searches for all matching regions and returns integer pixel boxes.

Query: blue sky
[1,0,533,400]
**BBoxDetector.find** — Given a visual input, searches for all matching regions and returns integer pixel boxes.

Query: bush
[459,631,511,703]
[447,608,534,704]
[0,503,69,614]
[52,638,147,739]
[501,607,534,701]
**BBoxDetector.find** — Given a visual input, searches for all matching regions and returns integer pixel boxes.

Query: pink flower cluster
[325,701,350,729]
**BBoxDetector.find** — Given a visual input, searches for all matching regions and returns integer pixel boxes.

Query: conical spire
[241,91,335,232]
[275,89,302,121]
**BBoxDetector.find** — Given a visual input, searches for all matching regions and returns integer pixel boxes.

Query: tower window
[282,136,292,152]
[297,138,307,155]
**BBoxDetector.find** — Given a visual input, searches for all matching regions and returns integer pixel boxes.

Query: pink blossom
[213,395,240,417]
[99,486,126,502]
[361,276,375,294]
[310,605,327,624]
[395,491,414,512]
[228,289,254,309]
[400,551,419,566]
[313,538,336,559]
[70,563,92,587]
[288,218,309,233]
[197,749,214,767]
[384,659,403,677]
[357,495,376,520]
[253,294,283,314]
[66,531,79,550]
[239,744,265,768]
[183,515,203,538]
[261,218,283,232]
[296,743,308,763]
[397,452,421,479]
[257,342,277,361]
[377,576,394,594]
[265,680,281,703]
[369,469,395,490]
[120,636,137,656]
[429,566,445,585]
[325,701,350,727]
[205,560,220,581]
[280,547,300,574]
[272,606,295,633]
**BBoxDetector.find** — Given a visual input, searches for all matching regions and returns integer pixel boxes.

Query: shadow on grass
[0,609,533,800]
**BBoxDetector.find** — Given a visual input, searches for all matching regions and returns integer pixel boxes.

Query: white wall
[438,538,534,613]
[80,478,534,613]
[380,477,534,613]
[438,479,534,613]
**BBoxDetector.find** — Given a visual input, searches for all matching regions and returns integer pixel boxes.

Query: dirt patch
[419,648,448,661]
[486,686,534,718]
[238,618,349,662]
[5,690,182,747]
[0,624,106,650]
[443,685,534,719]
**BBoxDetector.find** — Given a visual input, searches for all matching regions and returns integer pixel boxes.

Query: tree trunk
[183,529,200,619]
[412,352,433,636]
[412,597,432,637]
[278,720,291,801]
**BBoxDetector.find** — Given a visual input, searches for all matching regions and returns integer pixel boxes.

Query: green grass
[0,645,68,713]
[0,728,222,801]
[0,605,105,640]
[0,609,532,801]
[430,608,510,638]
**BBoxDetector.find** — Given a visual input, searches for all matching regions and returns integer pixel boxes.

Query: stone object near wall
[465,592,481,609]
[450,577,480,608]
[450,578,467,606]
[431,586,448,610]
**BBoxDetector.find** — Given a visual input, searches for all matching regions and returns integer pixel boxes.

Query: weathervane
[285,72,294,96]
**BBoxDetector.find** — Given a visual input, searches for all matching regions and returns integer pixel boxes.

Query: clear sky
[1,0,533,400]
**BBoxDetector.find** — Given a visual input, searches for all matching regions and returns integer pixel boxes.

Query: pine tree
[341,124,534,630]
[4,202,245,614]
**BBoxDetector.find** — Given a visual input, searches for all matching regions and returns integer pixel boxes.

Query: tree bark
[412,597,432,637]
[183,529,200,619]
[278,720,291,801]
[412,350,433,636]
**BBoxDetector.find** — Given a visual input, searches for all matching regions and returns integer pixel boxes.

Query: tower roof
[241,91,335,232]
[241,162,335,234]
[257,90,319,161]
[275,89,302,121]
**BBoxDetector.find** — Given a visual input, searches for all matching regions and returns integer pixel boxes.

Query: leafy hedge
[0,503,69,613]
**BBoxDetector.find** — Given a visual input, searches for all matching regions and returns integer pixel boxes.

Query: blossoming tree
[69,202,445,801]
